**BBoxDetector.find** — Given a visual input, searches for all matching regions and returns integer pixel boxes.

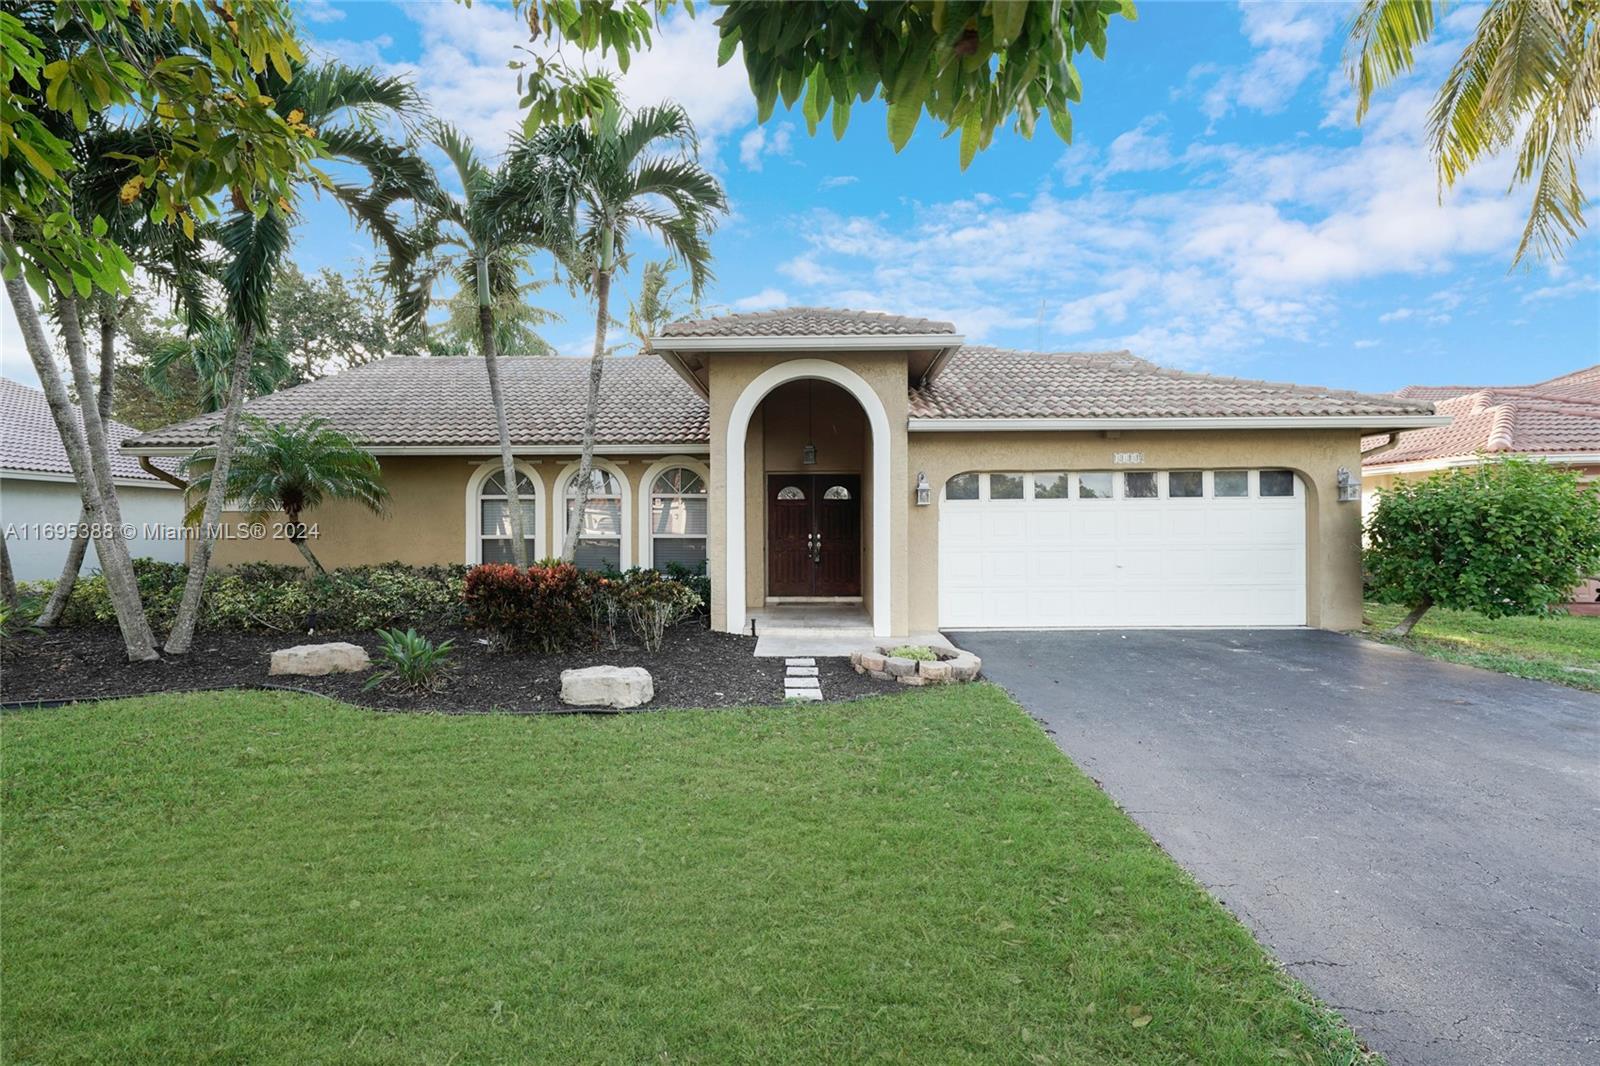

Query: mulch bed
[1,622,900,714]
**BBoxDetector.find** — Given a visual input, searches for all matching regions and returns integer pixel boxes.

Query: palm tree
[626,259,699,353]
[387,122,576,568]
[146,323,295,414]
[439,279,561,356]
[516,103,726,561]
[1347,0,1598,264]
[183,415,388,576]
[164,62,427,654]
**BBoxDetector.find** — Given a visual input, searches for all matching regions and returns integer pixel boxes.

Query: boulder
[269,642,370,677]
[560,665,654,709]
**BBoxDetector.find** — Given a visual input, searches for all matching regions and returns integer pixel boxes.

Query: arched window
[649,467,707,572]
[777,485,806,501]
[823,484,852,500]
[565,468,624,571]
[944,473,979,501]
[479,470,539,564]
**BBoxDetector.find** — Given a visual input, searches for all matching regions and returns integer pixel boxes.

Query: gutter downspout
[140,456,187,491]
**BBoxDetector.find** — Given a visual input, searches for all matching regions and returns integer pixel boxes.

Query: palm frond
[1347,0,1439,122]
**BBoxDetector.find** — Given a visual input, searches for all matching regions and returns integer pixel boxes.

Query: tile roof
[909,347,1437,420]
[1,377,174,482]
[1369,365,1600,465]
[125,356,710,450]
[659,306,956,338]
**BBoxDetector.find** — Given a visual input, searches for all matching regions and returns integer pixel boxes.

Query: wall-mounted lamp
[915,471,931,506]
[1336,466,1361,503]
[801,443,817,465]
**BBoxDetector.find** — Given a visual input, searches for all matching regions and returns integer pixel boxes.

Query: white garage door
[939,469,1307,628]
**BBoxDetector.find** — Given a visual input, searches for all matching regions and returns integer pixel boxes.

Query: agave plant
[183,415,389,576]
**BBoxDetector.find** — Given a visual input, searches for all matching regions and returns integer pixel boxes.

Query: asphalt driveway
[949,628,1600,1066]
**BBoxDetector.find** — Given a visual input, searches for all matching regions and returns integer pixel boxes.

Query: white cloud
[1354,339,1380,348]
[1523,276,1600,303]
[766,76,1526,368]
[1101,116,1175,177]
[1197,3,1341,123]
[331,6,754,160]
[819,175,859,190]
[730,287,790,311]
[1379,307,1415,323]
[298,0,346,24]
[1,296,43,388]
[739,123,793,172]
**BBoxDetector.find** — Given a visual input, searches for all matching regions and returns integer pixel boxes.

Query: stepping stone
[785,657,816,667]
[787,665,819,677]
[785,689,823,702]
[784,676,820,690]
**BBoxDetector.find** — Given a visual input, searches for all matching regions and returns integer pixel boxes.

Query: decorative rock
[269,642,370,676]
[560,665,654,709]
[868,669,893,681]
[883,656,918,677]
[848,651,863,667]
[896,674,927,686]
[859,652,887,672]
[921,660,953,683]
[947,652,982,682]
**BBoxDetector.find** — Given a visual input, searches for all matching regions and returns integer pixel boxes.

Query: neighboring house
[1,377,183,582]
[123,308,1445,637]
[1362,365,1600,614]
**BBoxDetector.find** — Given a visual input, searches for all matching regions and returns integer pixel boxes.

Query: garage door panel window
[1214,470,1249,497]
[1124,472,1158,499]
[1168,471,1204,498]
[1260,469,1296,497]
[945,473,979,501]
[1033,472,1071,499]
[1078,472,1114,499]
[990,473,1025,500]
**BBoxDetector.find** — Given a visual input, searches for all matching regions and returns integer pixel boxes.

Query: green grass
[2,687,1375,1065]
[1364,602,1600,691]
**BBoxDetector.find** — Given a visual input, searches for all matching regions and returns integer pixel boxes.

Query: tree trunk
[38,300,118,627]
[1,255,158,660]
[1386,598,1433,637]
[478,256,529,568]
[563,262,612,562]
[1,533,17,613]
[164,321,259,654]
[284,505,327,576]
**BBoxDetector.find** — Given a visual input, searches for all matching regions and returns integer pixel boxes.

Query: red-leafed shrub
[464,562,592,652]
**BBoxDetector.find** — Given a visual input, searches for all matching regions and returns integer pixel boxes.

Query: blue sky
[4,1,1596,394]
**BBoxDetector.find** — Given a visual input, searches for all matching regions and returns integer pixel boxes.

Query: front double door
[768,474,861,597]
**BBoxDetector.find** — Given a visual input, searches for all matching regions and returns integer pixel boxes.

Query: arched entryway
[724,358,892,638]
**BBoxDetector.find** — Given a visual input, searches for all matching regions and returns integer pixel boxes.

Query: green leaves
[1366,457,1600,620]
[711,0,1135,167]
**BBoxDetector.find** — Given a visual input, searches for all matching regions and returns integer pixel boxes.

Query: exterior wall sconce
[1336,466,1361,503]
[915,471,931,506]
[801,443,816,465]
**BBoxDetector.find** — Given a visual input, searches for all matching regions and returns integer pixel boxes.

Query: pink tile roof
[1366,365,1600,466]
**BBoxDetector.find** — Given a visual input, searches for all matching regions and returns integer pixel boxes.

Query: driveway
[949,628,1600,1066]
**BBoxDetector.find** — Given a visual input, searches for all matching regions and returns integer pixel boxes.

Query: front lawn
[2,687,1373,1064]
[1363,602,1600,692]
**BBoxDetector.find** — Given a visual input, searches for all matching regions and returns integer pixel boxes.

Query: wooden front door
[767,475,861,597]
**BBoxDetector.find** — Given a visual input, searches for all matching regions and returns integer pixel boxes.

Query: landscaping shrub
[888,644,937,661]
[463,561,592,652]
[604,568,704,652]
[662,561,711,612]
[364,628,456,693]
[22,561,467,634]
[1366,456,1600,635]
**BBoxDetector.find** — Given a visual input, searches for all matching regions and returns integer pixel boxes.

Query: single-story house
[123,308,1447,638]
[2,377,184,581]
[1362,364,1600,613]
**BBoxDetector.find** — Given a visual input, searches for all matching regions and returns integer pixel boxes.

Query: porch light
[1336,466,1360,503]
[915,472,931,506]
[802,443,817,465]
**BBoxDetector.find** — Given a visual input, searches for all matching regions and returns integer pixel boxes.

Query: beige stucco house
[124,308,1447,638]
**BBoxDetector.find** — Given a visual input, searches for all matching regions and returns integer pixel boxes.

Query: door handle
[809,532,822,564]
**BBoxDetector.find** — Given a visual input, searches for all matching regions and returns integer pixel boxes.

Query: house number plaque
[1112,452,1145,465]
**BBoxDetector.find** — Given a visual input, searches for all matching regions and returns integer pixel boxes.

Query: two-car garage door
[938,469,1307,628]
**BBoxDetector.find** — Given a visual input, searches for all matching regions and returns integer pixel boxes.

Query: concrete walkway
[951,628,1600,1066]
